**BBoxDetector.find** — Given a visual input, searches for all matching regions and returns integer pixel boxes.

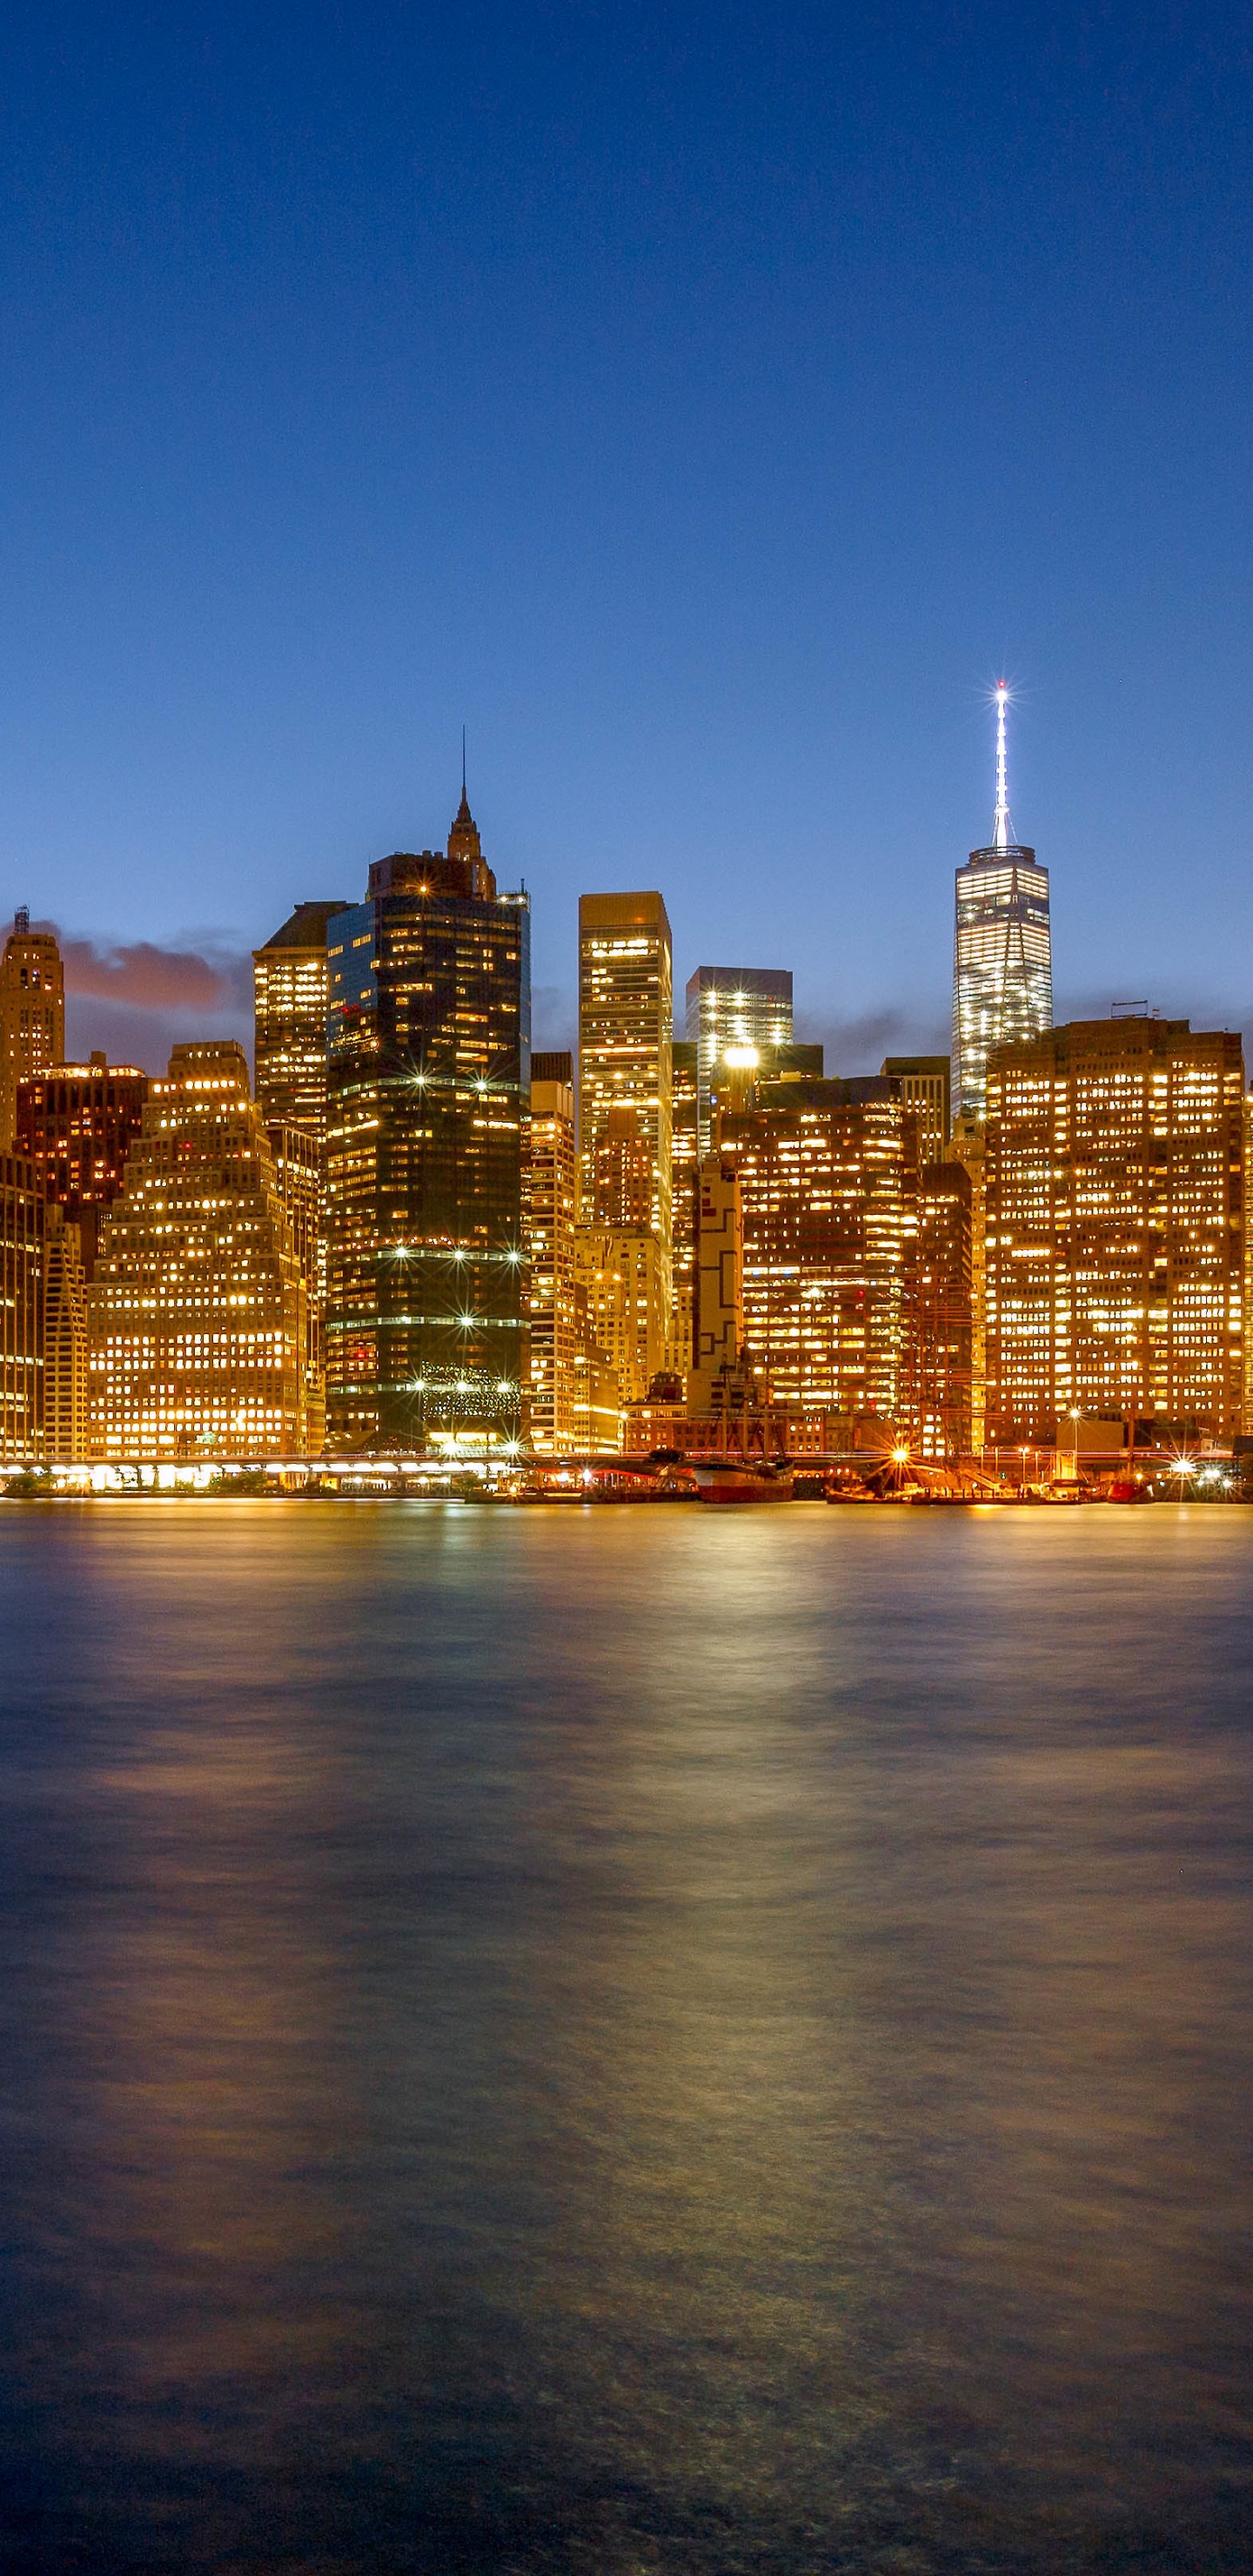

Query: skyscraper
[902,1160,973,1459]
[0,911,64,1150]
[686,968,793,1151]
[983,1016,1245,1446]
[578,892,672,1288]
[17,1055,150,1275]
[252,902,351,1140]
[325,790,530,1455]
[952,688,1052,1121]
[720,1077,915,1422]
[881,1057,950,1162]
[43,1205,88,1463]
[0,1153,44,1460]
[90,1043,311,1459]
[526,1051,579,1452]
[668,1038,699,1380]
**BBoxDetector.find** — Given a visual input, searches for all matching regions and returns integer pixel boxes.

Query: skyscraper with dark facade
[17,1055,150,1276]
[325,791,530,1454]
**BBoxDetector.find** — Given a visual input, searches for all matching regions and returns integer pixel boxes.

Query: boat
[691,1458,794,1504]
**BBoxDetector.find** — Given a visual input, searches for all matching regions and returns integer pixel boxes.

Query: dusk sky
[3,2,1252,1070]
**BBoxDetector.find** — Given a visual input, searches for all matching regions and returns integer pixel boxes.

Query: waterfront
[0,1504,1249,2573]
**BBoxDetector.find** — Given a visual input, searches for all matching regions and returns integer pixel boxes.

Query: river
[0,1500,1249,2572]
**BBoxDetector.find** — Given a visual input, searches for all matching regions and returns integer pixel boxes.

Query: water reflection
[0,1503,1249,2570]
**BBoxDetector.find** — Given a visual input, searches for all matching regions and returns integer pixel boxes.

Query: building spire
[461,724,466,801]
[993,681,1013,851]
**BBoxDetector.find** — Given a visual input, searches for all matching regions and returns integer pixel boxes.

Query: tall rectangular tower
[720,1077,915,1423]
[952,688,1052,1121]
[526,1052,578,1452]
[325,792,530,1455]
[984,1016,1245,1446]
[253,901,350,1142]
[0,911,64,1150]
[686,967,793,1151]
[0,1153,44,1460]
[578,893,672,1291]
[17,1055,150,1276]
[90,1043,311,1459]
[881,1057,950,1162]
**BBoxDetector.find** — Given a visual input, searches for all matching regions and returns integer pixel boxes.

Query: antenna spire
[993,682,1013,851]
[461,725,466,799]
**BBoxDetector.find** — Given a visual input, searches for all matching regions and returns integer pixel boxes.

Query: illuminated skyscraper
[952,688,1052,1120]
[686,968,793,1151]
[572,1229,667,1406]
[252,902,350,1139]
[17,1055,150,1275]
[90,1043,311,1459]
[526,1052,579,1452]
[43,1204,87,1463]
[881,1057,950,1162]
[0,1153,43,1459]
[0,910,64,1149]
[578,893,672,1291]
[984,1016,1245,1445]
[902,1160,973,1459]
[720,1077,915,1420]
[667,1038,699,1380]
[325,791,530,1455]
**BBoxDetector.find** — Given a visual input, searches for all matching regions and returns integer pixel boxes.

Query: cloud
[53,932,251,1013]
[796,1003,952,1076]
[37,925,253,1075]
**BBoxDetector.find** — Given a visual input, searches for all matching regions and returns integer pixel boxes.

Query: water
[0,1500,1250,2574]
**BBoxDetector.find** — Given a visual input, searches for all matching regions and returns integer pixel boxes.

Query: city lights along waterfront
[2,692,1252,1499]
[0,1500,1249,2573]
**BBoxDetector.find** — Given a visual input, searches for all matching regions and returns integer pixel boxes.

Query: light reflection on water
[0,1501,1250,2572]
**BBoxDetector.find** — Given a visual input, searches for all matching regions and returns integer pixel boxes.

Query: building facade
[0,912,64,1150]
[720,1077,915,1421]
[44,1205,88,1462]
[0,1153,44,1459]
[686,968,793,1152]
[882,1057,951,1164]
[687,1151,744,1412]
[578,892,672,1297]
[573,1229,667,1407]
[90,1043,310,1459]
[253,901,351,1138]
[265,1122,326,1452]
[903,1160,973,1459]
[325,794,530,1454]
[983,1016,1245,1446]
[526,1053,579,1452]
[17,1055,150,1275]
[667,1038,699,1381]
[952,689,1052,1121]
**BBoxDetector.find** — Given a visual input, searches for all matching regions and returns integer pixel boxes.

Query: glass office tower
[686,968,793,1151]
[952,688,1052,1121]
[325,792,530,1455]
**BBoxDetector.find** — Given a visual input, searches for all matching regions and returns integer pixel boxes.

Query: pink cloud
[57,936,232,1011]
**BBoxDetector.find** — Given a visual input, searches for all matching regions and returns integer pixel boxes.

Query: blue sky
[2,2,1251,1070]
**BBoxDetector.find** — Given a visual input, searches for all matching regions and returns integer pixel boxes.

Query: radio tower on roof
[951,684,1053,1120]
